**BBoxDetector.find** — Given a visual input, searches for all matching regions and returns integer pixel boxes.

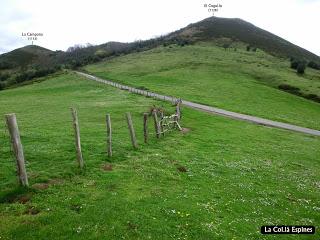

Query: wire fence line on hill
[75,71,181,106]
[1,103,183,187]
[75,71,320,137]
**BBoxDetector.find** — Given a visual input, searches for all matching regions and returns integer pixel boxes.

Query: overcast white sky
[0,0,319,55]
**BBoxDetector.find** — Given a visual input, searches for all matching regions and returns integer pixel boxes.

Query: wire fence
[77,71,182,106]
[1,103,182,186]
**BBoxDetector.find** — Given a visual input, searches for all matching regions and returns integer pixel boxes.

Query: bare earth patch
[32,183,49,190]
[0,191,33,204]
[177,166,188,172]
[102,164,113,171]
[106,183,117,192]
[17,194,32,204]
[48,178,64,185]
[70,204,82,213]
[181,128,191,134]
[127,221,138,231]
[24,206,40,215]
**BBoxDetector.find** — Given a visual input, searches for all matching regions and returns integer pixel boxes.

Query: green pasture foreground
[85,42,320,130]
[0,73,319,239]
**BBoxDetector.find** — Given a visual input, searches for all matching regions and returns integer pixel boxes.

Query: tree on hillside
[297,63,306,74]
[290,59,299,69]
[0,73,9,81]
[308,61,320,70]
[94,49,108,58]
[0,82,5,90]
[290,58,307,74]
[0,61,15,70]
[223,43,230,50]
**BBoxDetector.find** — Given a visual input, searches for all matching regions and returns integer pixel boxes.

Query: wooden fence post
[106,114,112,157]
[143,113,148,143]
[176,101,181,121]
[5,113,29,187]
[160,111,165,136]
[152,110,160,138]
[71,108,84,169]
[126,112,138,149]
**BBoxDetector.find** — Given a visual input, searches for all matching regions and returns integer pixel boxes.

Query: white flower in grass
[76,226,82,233]
[313,206,320,211]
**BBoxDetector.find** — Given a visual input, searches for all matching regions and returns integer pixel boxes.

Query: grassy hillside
[85,42,320,130]
[0,42,131,89]
[2,17,319,91]
[0,72,319,239]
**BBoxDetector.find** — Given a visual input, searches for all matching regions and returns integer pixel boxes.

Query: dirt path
[76,71,320,137]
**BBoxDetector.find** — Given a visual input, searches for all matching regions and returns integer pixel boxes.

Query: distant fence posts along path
[5,113,29,187]
[71,108,84,169]
[75,71,320,137]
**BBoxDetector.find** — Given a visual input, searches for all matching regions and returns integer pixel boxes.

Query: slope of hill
[55,41,131,67]
[1,16,319,91]
[3,16,319,74]
[0,72,319,239]
[0,42,132,89]
[168,16,320,62]
[85,42,320,130]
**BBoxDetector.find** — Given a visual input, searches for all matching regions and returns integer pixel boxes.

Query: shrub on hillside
[279,84,320,103]
[305,94,320,103]
[307,61,320,70]
[0,73,10,81]
[290,58,307,74]
[0,82,5,90]
[163,42,169,47]
[290,59,299,69]
[297,63,306,74]
[68,60,82,69]
[15,70,34,83]
[175,39,191,47]
[94,49,108,59]
[278,84,301,95]
[223,43,230,50]
[15,68,56,83]
[0,61,15,70]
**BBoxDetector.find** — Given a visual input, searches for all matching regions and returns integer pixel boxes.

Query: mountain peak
[0,44,53,68]
[172,16,319,61]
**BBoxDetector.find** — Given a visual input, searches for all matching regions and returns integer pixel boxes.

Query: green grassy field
[0,72,319,239]
[85,42,320,130]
